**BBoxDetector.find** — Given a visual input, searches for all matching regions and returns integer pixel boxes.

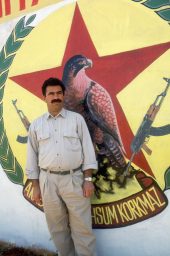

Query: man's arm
[77,115,98,197]
[26,124,42,204]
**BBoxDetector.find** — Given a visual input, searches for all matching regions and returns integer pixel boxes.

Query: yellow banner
[0,0,63,23]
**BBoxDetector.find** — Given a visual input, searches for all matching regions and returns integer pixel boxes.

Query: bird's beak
[86,58,93,68]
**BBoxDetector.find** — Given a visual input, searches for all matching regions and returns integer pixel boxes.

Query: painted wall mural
[0,0,170,252]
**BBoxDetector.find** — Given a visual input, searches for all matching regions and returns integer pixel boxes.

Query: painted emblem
[1,0,170,228]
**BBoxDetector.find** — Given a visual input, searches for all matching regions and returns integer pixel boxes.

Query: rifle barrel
[124,152,136,176]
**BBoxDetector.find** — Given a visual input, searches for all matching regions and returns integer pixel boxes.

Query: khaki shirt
[26,108,97,179]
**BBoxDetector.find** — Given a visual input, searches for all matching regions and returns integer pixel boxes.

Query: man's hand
[32,179,42,205]
[83,181,94,198]
[83,169,95,197]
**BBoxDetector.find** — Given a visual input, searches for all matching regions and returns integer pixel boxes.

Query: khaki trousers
[39,170,96,256]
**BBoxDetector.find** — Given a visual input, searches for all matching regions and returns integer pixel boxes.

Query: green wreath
[0,14,36,185]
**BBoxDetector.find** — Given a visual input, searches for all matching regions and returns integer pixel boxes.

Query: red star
[10,4,170,176]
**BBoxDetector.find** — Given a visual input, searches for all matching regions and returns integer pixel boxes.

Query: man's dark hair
[42,77,66,96]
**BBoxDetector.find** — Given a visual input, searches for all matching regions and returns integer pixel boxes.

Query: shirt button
[56,141,58,143]
[57,154,59,156]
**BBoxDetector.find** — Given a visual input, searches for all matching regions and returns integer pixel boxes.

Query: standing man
[26,77,97,256]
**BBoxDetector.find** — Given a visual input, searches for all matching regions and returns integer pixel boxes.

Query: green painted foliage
[0,145,14,170]
[0,88,4,102]
[6,32,23,54]
[26,14,36,26]
[164,167,170,190]
[0,132,10,157]
[156,8,170,21]
[0,71,9,88]
[0,48,6,65]
[0,120,4,137]
[15,16,34,38]
[0,14,36,185]
[132,0,170,22]
[0,55,15,73]
[143,0,170,9]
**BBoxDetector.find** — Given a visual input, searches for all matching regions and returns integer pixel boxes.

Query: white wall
[0,166,55,251]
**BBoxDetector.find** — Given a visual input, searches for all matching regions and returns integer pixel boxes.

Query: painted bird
[62,55,128,187]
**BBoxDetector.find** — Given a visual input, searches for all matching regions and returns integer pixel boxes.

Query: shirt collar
[46,108,66,120]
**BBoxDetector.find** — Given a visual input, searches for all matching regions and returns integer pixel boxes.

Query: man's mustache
[51,99,62,103]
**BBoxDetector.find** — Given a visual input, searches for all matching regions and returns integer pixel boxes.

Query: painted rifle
[125,77,170,175]
[12,99,30,143]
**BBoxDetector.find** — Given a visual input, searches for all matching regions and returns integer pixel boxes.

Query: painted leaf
[164,167,170,190]
[156,9,170,21]
[143,0,170,9]
[25,14,36,26]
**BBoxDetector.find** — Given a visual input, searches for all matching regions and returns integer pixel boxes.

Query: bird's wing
[85,81,125,151]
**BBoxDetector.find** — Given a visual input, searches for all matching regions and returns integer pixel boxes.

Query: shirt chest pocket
[63,131,81,152]
[37,131,51,154]
[37,131,50,141]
